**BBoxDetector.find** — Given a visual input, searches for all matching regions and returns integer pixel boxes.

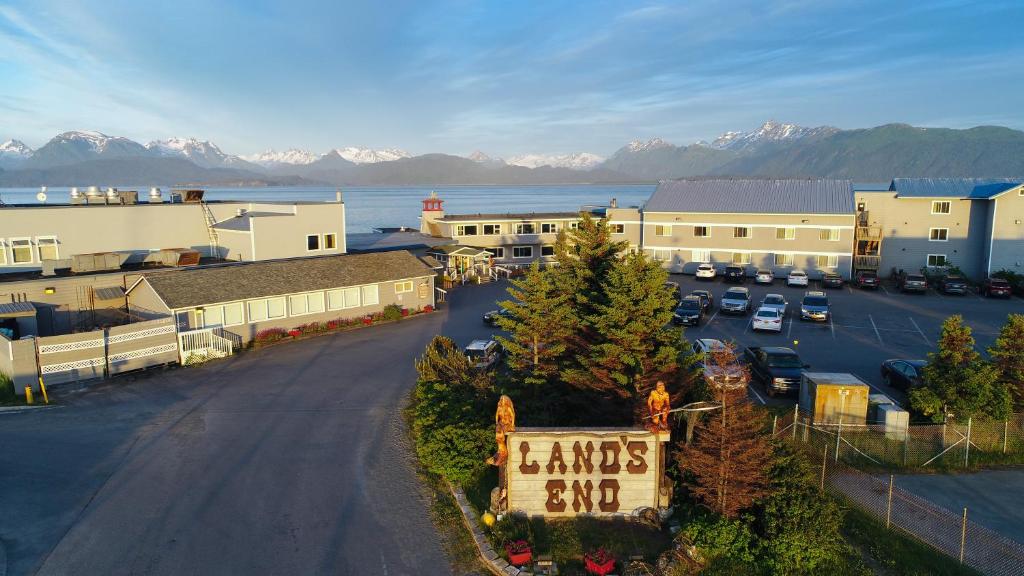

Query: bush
[254,328,288,344]
[682,514,756,567]
[296,322,323,335]
[382,304,404,322]
[0,372,15,403]
[491,513,533,547]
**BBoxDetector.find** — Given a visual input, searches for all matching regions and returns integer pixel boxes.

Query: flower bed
[250,307,435,349]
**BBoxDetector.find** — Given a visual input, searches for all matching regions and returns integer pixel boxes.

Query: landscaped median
[249,304,434,348]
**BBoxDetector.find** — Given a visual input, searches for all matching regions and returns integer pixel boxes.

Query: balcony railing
[855,226,881,240]
[855,255,881,269]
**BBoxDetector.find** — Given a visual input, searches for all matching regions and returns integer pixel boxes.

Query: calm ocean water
[0,185,655,233]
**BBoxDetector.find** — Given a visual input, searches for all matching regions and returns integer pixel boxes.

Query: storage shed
[799,372,870,426]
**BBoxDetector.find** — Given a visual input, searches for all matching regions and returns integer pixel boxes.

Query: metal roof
[0,301,36,317]
[646,179,854,215]
[94,286,125,301]
[852,182,892,192]
[437,211,583,222]
[891,178,1023,199]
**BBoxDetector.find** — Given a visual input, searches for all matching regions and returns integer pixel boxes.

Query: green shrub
[683,514,756,567]
[491,513,533,547]
[415,424,492,485]
[0,372,15,403]
[383,304,404,322]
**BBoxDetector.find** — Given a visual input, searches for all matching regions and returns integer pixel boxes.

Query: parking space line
[744,314,754,333]
[703,309,719,329]
[879,284,890,296]
[748,385,767,405]
[868,315,884,345]
[852,372,903,406]
[829,315,835,339]
[786,316,793,338]
[908,316,930,345]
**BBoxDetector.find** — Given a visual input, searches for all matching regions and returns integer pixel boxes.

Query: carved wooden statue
[494,394,516,465]
[647,381,671,432]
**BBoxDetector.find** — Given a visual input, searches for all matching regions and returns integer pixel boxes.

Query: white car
[760,293,788,316]
[754,269,774,284]
[465,339,501,369]
[690,338,744,384]
[695,263,717,280]
[752,306,784,332]
[787,269,809,287]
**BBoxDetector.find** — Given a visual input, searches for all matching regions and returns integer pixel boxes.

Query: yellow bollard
[39,377,49,404]
[24,386,34,405]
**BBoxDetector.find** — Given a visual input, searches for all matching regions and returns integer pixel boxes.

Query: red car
[855,270,880,289]
[982,278,1013,298]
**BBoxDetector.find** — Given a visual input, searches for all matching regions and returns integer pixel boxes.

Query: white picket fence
[178,328,234,365]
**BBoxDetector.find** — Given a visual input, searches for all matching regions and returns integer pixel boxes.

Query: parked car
[982,277,1013,298]
[692,338,743,386]
[800,291,830,322]
[786,269,809,287]
[465,339,502,370]
[695,263,717,280]
[483,307,514,326]
[855,270,880,289]
[759,293,788,316]
[720,287,751,315]
[724,266,746,283]
[938,274,968,295]
[822,272,844,289]
[752,306,784,332]
[880,359,928,391]
[898,273,928,294]
[664,281,682,305]
[689,289,714,311]
[754,269,774,284]
[673,296,705,326]
[744,346,808,396]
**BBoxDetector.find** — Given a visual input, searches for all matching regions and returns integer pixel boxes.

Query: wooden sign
[504,428,668,517]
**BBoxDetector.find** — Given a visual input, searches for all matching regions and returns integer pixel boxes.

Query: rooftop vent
[149,187,163,203]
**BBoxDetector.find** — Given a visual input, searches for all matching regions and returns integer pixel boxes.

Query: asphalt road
[895,470,1024,544]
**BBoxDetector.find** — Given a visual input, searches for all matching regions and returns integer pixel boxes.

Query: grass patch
[0,372,22,405]
[417,469,490,575]
[529,516,670,575]
[841,503,981,576]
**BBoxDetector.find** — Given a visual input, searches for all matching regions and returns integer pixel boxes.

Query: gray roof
[438,211,582,222]
[646,179,854,215]
[94,286,126,301]
[346,231,453,253]
[212,212,292,232]
[0,301,36,317]
[137,251,434,309]
[890,178,1023,199]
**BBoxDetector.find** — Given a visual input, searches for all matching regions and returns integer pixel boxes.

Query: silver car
[720,287,751,315]
[760,293,788,316]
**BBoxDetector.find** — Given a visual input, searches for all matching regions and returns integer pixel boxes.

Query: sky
[1,0,1022,158]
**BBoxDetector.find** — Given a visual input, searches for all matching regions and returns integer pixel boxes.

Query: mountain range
[2,121,1023,187]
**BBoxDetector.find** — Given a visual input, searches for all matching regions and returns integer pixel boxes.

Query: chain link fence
[772,409,1024,576]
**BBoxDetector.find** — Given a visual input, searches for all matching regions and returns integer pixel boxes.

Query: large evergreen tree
[551,212,629,320]
[989,314,1024,410]
[909,315,1012,423]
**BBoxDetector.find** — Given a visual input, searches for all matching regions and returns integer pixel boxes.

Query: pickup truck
[744,346,809,396]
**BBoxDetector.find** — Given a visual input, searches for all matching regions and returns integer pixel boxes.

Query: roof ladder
[200,201,220,258]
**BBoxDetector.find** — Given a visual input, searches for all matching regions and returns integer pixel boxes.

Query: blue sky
[1,0,1022,157]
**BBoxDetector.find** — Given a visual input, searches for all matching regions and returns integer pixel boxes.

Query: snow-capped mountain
[506,152,604,170]
[0,139,33,168]
[26,130,151,168]
[708,120,838,151]
[466,150,507,167]
[331,146,411,164]
[243,148,320,166]
[626,138,673,153]
[146,137,248,168]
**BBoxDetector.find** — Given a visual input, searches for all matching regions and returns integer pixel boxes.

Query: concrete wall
[0,272,129,336]
[606,207,643,250]
[987,188,1024,276]
[251,203,346,261]
[0,333,39,395]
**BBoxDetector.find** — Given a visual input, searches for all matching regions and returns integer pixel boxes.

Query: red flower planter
[506,541,532,567]
[362,316,373,326]
[287,329,301,338]
[423,305,434,313]
[584,549,616,576]
[401,308,410,317]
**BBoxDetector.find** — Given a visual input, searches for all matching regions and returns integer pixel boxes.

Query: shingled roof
[890,178,1023,199]
[136,251,434,309]
[646,179,854,215]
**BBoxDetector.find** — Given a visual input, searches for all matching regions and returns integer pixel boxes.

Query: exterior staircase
[200,201,220,258]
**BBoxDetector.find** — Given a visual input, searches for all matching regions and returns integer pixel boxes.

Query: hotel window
[692,249,711,262]
[515,223,536,235]
[395,281,414,294]
[289,292,325,316]
[819,228,840,241]
[328,287,362,310]
[693,226,709,238]
[485,247,505,259]
[361,284,380,306]
[455,225,478,236]
[929,228,949,241]
[0,240,6,265]
[609,224,625,234]
[568,221,580,230]
[541,245,555,257]
[541,223,559,234]
[513,246,533,259]
[307,234,320,251]
[927,254,948,267]
[650,249,670,262]
[931,201,951,214]
[733,227,749,239]
[11,238,32,264]
[483,224,502,235]
[776,227,796,240]
[774,253,795,266]
[323,233,337,250]
[816,255,839,268]
[731,252,750,264]
[655,225,671,237]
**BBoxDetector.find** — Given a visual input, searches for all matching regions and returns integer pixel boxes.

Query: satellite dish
[36,191,48,203]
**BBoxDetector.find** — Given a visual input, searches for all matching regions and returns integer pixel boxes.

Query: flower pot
[507,549,532,566]
[288,329,301,338]
[423,305,434,313]
[584,554,616,576]
[362,316,373,326]
[401,308,410,317]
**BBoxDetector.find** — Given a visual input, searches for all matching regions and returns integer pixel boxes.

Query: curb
[0,404,59,414]
[446,481,533,576]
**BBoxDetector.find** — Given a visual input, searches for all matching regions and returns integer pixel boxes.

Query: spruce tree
[989,314,1024,410]
[909,315,1011,423]
[551,212,629,319]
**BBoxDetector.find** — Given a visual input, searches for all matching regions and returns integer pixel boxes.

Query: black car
[689,290,714,312]
[723,266,746,283]
[939,275,968,295]
[672,296,705,326]
[881,359,927,390]
[822,272,844,288]
[664,281,682,305]
[898,273,928,293]
[855,270,880,289]
[482,307,514,326]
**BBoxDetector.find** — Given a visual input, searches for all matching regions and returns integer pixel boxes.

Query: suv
[723,266,746,283]
[464,339,501,370]
[673,296,705,326]
[786,269,809,287]
[689,289,714,311]
[938,274,968,295]
[695,263,717,280]
[822,272,844,288]
[855,270,880,289]
[800,291,830,322]
[898,273,928,294]
[982,277,1013,298]
[483,307,514,326]
[721,287,751,315]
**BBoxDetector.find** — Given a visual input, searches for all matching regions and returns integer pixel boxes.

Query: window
[328,287,362,310]
[289,292,325,316]
[568,221,580,230]
[816,255,839,268]
[819,228,840,241]
[927,254,947,267]
[361,284,379,306]
[655,225,671,237]
[11,238,31,263]
[0,240,6,265]
[35,236,58,260]
[201,302,245,327]
[693,226,709,238]
[395,281,414,294]
[323,233,337,250]
[692,249,711,262]
[609,224,625,234]
[267,297,286,319]
[515,223,536,235]
[931,201,951,214]
[731,252,750,264]
[455,225,478,236]
[513,246,533,259]
[774,253,795,266]
[733,227,749,239]
[483,224,502,235]
[247,299,268,322]
[776,227,796,240]
[541,223,559,234]
[541,245,555,257]
[223,302,244,326]
[307,234,320,251]
[650,249,670,262]
[201,306,222,328]
[485,247,505,259]
[929,228,949,241]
